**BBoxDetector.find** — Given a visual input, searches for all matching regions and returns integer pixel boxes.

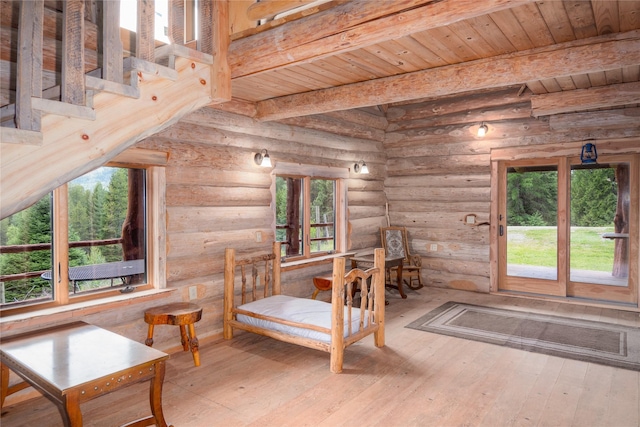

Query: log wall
[384,88,640,293]
[125,105,387,348]
[3,86,639,365]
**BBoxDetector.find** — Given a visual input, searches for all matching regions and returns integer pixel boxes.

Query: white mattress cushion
[236,295,371,344]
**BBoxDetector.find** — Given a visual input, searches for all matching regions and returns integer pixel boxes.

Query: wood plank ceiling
[226,0,640,121]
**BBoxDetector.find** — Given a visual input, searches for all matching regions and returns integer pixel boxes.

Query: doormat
[406,301,640,371]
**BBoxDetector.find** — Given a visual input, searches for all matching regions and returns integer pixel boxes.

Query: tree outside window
[276,175,338,260]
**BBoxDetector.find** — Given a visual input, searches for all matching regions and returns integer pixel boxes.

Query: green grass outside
[507,226,615,272]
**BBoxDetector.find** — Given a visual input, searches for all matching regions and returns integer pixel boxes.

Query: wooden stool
[144,302,203,367]
[312,276,333,299]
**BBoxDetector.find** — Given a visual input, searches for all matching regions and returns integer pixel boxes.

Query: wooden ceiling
[226,0,640,121]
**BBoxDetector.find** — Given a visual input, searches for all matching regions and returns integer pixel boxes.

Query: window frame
[272,163,348,262]
[0,150,167,315]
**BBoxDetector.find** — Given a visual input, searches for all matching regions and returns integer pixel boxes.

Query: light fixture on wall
[354,160,369,174]
[581,142,598,164]
[477,122,488,137]
[254,149,272,167]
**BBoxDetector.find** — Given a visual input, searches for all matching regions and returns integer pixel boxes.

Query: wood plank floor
[2,287,639,426]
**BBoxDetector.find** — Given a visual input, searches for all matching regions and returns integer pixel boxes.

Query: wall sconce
[581,142,597,164]
[254,149,272,167]
[477,123,488,137]
[354,160,369,174]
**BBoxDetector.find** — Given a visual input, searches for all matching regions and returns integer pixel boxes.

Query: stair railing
[7,0,230,133]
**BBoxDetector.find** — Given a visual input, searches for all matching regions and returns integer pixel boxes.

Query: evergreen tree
[90,182,107,241]
[68,184,91,242]
[507,170,558,226]
[0,196,52,302]
[101,168,129,261]
[571,168,616,226]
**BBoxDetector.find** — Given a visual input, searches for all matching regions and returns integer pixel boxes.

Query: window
[274,163,348,261]
[0,160,165,313]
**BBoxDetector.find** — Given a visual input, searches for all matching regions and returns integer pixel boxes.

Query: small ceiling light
[477,123,488,137]
[254,149,272,167]
[354,160,369,174]
[581,142,598,164]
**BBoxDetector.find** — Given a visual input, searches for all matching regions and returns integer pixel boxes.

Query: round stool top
[313,276,333,291]
[144,302,203,325]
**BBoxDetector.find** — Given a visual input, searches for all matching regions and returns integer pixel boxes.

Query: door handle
[499,225,504,236]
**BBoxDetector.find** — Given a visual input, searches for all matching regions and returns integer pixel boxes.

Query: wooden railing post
[15,0,44,131]
[137,0,155,62]
[99,0,124,83]
[211,0,231,103]
[168,0,186,45]
[197,0,231,103]
[62,0,86,105]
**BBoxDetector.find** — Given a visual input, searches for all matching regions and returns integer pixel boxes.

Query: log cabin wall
[383,86,640,294]
[2,0,640,370]
[120,104,388,348]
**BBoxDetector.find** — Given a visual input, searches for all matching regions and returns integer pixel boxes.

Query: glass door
[498,159,566,296]
[497,153,638,306]
[568,155,638,304]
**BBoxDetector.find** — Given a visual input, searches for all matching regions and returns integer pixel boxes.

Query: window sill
[0,288,175,335]
[281,252,356,271]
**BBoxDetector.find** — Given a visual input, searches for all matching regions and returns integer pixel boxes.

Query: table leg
[62,391,83,427]
[179,325,189,351]
[150,361,170,427]
[187,323,201,367]
[1,363,8,408]
[145,324,155,346]
[396,264,407,299]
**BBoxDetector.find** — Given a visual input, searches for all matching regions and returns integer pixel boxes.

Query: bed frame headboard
[224,242,282,303]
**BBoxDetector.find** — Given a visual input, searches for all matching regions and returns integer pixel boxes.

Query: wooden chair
[380,226,423,290]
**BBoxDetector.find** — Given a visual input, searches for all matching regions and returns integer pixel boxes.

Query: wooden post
[330,256,346,373]
[272,242,281,295]
[372,247,385,347]
[197,0,212,53]
[15,0,43,131]
[62,0,86,106]
[223,247,235,339]
[137,0,155,62]
[99,0,123,83]
[613,164,630,278]
[168,0,185,45]
[211,0,231,103]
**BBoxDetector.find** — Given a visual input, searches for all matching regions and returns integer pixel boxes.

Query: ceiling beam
[531,81,640,117]
[229,0,536,79]
[255,30,640,121]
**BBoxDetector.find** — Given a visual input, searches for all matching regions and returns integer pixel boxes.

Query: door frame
[490,143,640,308]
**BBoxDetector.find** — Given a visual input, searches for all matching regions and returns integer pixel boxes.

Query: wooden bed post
[272,242,282,295]
[330,256,346,373]
[373,247,385,347]
[223,247,235,339]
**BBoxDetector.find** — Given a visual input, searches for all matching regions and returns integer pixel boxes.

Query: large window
[274,164,348,261]
[0,164,161,312]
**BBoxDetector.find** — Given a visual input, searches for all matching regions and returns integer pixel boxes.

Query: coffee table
[1,321,171,427]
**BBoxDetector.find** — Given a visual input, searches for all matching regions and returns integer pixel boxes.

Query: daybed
[223,242,385,373]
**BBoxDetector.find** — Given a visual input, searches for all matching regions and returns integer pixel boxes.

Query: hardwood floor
[2,287,639,426]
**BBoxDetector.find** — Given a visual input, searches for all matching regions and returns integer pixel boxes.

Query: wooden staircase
[0,0,230,219]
